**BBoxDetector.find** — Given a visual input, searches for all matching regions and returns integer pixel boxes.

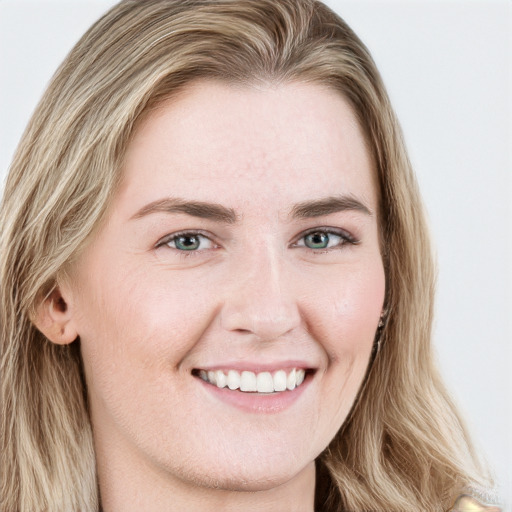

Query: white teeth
[227,370,240,390]
[256,372,274,393]
[240,371,257,392]
[198,368,308,393]
[215,370,226,388]
[286,368,296,390]
[273,370,287,392]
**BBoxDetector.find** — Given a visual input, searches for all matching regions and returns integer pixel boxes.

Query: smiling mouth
[192,368,311,394]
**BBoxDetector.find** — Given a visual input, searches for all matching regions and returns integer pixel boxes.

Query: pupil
[177,235,199,250]
[307,232,328,248]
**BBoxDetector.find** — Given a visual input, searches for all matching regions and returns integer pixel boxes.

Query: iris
[304,232,330,249]
[175,234,201,251]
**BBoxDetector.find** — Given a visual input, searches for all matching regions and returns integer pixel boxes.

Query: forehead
[117,80,377,216]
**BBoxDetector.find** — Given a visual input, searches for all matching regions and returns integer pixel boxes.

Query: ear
[32,287,79,345]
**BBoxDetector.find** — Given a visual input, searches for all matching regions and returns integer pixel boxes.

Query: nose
[219,244,302,341]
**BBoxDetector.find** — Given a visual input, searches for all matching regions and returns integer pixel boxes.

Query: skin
[38,81,385,511]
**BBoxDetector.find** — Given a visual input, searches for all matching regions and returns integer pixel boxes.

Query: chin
[196,467,302,493]
[173,453,311,494]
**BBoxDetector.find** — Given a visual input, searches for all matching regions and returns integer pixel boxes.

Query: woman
[0,0,498,511]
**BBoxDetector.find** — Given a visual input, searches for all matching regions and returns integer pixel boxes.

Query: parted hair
[0,1,487,511]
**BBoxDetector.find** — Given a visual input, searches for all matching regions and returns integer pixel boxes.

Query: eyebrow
[131,194,372,223]
[290,195,373,219]
[131,198,238,224]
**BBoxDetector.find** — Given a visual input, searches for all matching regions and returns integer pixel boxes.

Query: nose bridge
[220,236,301,340]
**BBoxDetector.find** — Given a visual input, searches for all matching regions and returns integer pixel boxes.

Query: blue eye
[160,232,214,251]
[295,229,354,250]
[304,232,332,249]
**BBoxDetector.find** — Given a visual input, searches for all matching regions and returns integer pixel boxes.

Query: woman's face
[67,81,385,494]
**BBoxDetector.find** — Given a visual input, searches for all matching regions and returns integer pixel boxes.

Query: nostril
[233,328,253,335]
[219,275,302,340]
[220,310,301,341]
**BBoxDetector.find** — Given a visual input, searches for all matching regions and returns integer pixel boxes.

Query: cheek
[73,262,220,389]
[306,261,385,356]
[302,260,385,445]
[71,265,219,440]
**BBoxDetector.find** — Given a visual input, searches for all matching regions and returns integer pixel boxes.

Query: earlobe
[32,287,78,345]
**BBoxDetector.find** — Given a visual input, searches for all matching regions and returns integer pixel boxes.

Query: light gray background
[1,0,510,508]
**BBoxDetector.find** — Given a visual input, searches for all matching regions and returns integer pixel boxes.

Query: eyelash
[292,227,359,252]
[155,227,359,256]
[155,230,217,256]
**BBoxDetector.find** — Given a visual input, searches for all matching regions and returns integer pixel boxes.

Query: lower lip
[195,374,312,414]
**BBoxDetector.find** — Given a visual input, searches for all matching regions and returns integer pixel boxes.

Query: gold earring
[373,309,388,357]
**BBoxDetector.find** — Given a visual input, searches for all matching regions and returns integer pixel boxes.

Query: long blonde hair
[1,1,488,510]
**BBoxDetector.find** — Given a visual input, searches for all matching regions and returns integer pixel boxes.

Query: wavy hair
[1,1,488,510]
